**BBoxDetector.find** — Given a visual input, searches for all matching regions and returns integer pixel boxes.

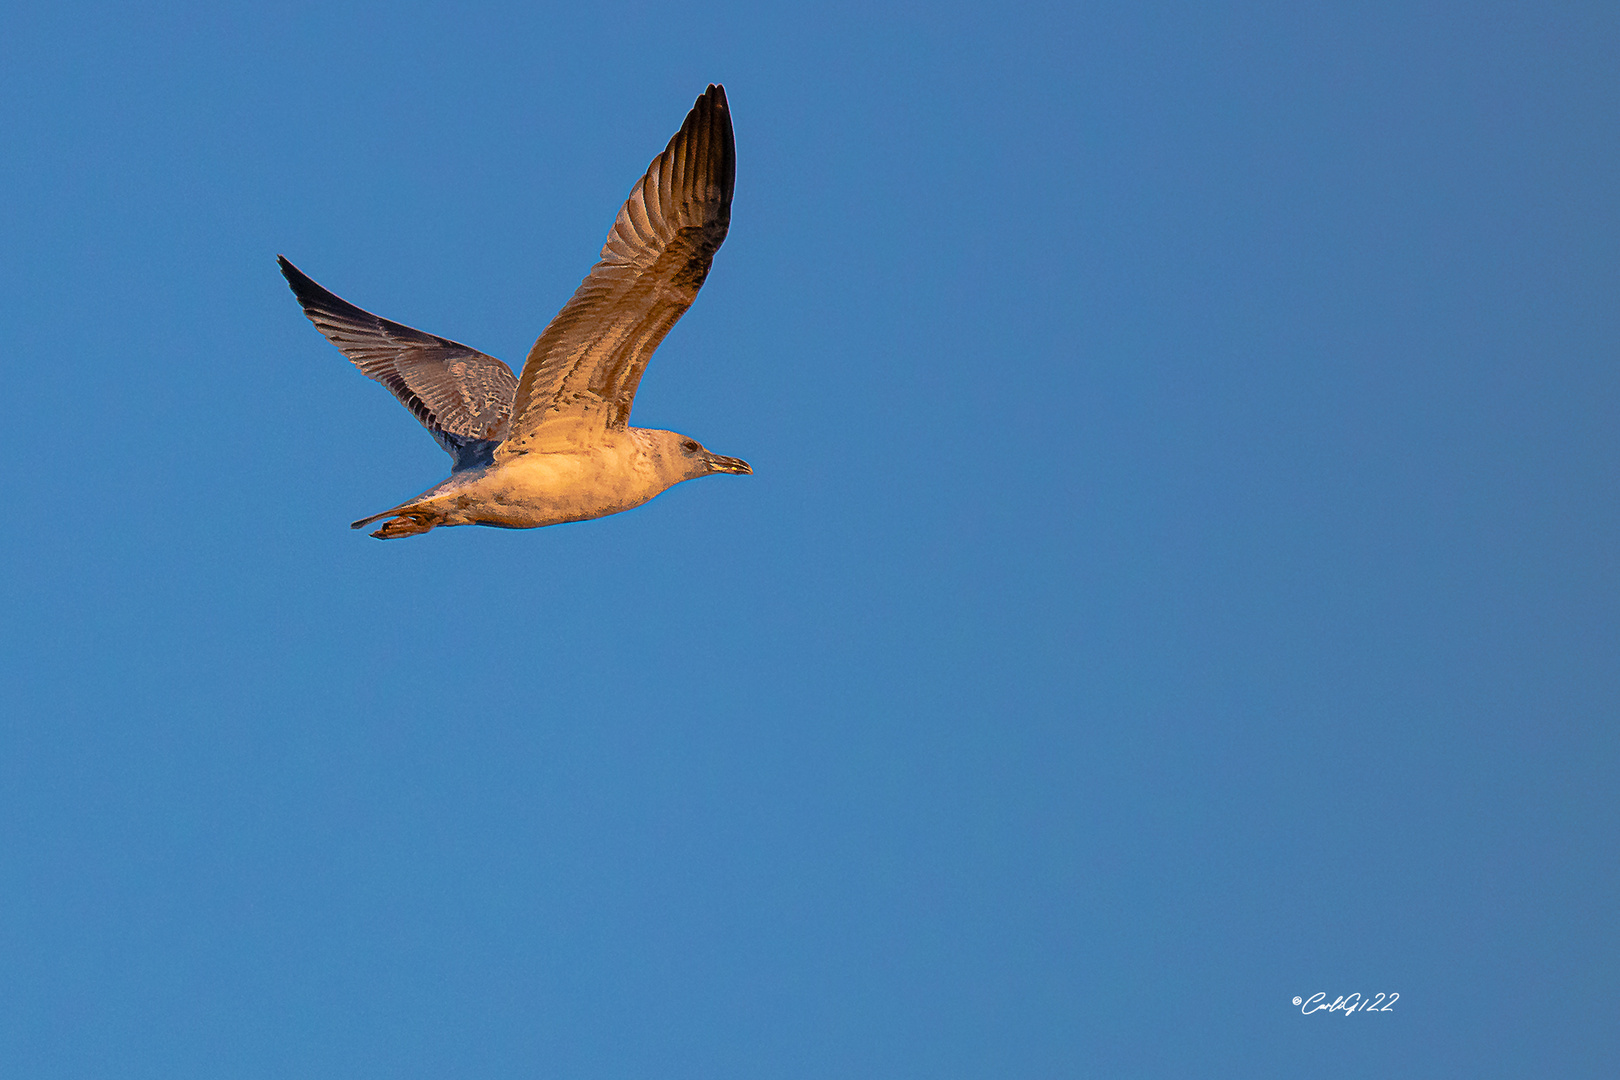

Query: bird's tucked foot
[359,511,440,539]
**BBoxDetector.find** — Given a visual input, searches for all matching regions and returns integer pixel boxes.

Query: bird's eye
[682,440,701,452]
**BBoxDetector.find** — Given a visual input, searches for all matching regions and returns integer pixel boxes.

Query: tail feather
[350,508,397,529]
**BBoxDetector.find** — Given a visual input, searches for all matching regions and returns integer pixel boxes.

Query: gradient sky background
[2,1,1616,1076]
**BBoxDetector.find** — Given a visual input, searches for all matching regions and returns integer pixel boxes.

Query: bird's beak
[706,453,752,475]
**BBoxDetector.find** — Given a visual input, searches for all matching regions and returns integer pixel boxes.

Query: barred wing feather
[278,256,518,471]
[502,84,735,453]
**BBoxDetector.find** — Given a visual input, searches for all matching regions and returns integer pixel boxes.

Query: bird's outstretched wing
[501,84,735,455]
[279,256,519,472]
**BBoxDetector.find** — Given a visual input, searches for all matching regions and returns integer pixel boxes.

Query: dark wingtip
[694,84,729,123]
[277,254,320,303]
[694,84,735,200]
[276,254,378,327]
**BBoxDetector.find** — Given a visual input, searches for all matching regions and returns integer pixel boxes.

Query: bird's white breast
[435,428,677,528]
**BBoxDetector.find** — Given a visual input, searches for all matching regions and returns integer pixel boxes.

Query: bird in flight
[279,84,748,539]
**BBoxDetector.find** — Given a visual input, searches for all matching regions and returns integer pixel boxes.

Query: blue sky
[2,1,1616,1076]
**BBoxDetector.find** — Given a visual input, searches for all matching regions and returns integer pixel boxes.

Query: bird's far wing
[279,256,519,472]
[500,84,735,455]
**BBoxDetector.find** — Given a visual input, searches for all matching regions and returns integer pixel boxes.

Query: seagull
[279,84,748,539]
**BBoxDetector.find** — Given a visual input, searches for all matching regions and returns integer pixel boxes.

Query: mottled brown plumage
[279,85,749,539]
[505,84,736,447]
[278,256,517,471]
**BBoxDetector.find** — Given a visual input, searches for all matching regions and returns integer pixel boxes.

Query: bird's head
[649,430,752,481]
